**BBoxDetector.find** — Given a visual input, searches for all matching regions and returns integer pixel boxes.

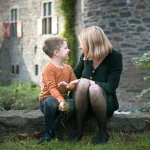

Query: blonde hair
[78,26,113,60]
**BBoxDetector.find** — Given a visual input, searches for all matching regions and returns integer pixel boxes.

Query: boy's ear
[53,50,59,56]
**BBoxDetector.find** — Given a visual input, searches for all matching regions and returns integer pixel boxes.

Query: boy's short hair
[43,37,66,58]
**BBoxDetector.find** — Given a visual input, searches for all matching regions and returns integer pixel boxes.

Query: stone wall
[81,0,150,110]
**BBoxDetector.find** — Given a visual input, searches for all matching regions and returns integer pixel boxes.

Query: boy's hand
[59,102,65,111]
[69,79,80,85]
[58,81,69,89]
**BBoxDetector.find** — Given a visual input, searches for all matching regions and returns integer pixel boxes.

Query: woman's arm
[73,53,84,79]
[67,66,77,91]
[95,53,123,95]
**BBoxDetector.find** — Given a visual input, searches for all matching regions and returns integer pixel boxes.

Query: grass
[0,132,150,150]
[0,83,40,110]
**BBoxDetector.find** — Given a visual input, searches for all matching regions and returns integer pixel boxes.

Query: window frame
[10,6,19,38]
[41,0,53,35]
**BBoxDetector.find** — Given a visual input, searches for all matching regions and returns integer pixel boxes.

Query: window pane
[11,9,17,22]
[11,23,17,37]
[13,9,15,21]
[43,3,47,16]
[14,22,17,37]
[11,65,15,74]
[11,10,13,21]
[48,2,52,16]
[15,9,17,21]
[48,18,52,34]
[42,18,47,34]
[35,65,38,75]
[16,65,19,74]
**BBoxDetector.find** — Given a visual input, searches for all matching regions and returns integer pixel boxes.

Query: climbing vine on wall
[57,0,77,67]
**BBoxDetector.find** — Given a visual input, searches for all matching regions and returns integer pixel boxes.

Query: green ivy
[57,0,77,67]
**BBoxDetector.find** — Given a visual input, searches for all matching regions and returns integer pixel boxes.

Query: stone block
[120,11,132,18]
[0,110,150,137]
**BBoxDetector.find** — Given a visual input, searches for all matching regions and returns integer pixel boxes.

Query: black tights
[73,78,107,133]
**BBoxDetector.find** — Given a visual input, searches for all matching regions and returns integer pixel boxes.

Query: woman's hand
[69,79,80,85]
[58,81,69,89]
[89,80,95,85]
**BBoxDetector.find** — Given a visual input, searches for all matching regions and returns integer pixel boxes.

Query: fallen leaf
[12,136,17,141]
[18,134,28,138]
[120,131,124,137]
[19,140,24,145]
[33,131,43,139]
[114,142,120,144]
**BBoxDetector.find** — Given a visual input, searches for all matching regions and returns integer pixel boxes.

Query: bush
[0,83,40,111]
[133,52,150,112]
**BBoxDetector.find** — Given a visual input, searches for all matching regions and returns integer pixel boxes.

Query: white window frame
[42,0,53,34]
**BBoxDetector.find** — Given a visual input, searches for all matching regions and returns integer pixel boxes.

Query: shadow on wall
[0,38,31,85]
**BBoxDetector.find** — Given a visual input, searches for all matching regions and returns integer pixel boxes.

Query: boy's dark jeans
[40,97,75,134]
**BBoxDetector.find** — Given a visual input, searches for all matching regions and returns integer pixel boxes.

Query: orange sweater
[39,63,77,103]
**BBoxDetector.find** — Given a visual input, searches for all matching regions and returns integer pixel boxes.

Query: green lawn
[0,132,150,150]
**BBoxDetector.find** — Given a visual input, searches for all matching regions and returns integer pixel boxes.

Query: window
[21,43,23,55]
[42,2,52,34]
[34,45,37,54]
[11,65,15,74]
[16,65,19,74]
[10,9,18,37]
[35,65,38,75]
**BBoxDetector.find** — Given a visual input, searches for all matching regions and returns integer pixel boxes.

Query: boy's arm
[67,66,77,91]
[43,68,65,103]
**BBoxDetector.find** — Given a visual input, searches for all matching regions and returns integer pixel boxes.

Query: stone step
[0,109,150,137]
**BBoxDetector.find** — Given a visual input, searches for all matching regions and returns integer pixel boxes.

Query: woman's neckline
[92,59,104,70]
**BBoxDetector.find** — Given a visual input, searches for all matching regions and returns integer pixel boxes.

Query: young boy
[38,37,77,144]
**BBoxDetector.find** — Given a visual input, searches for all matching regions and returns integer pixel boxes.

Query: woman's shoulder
[107,50,122,60]
[105,50,123,67]
[109,50,122,57]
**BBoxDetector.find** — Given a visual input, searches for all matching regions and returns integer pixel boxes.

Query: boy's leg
[53,98,75,139]
[38,97,58,143]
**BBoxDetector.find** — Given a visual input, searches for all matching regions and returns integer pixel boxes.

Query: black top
[73,50,123,110]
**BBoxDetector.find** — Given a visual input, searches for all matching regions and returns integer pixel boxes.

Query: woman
[69,26,123,145]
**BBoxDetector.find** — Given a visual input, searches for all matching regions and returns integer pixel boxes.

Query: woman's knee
[44,97,58,109]
[89,84,104,99]
[76,78,90,92]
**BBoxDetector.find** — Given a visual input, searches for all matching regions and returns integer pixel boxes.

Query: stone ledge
[0,110,150,137]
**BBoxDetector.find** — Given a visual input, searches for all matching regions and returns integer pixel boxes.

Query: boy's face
[57,41,70,61]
